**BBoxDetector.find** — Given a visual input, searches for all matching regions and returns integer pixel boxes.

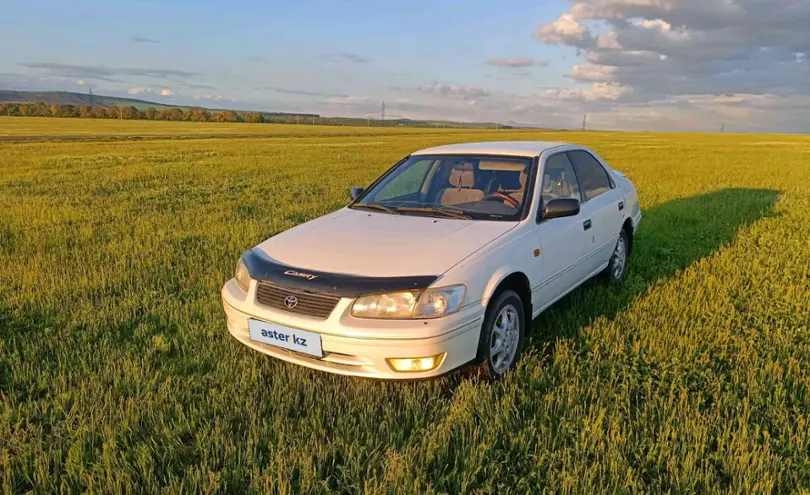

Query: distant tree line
[0,102,266,123]
[0,102,372,126]
[0,100,508,128]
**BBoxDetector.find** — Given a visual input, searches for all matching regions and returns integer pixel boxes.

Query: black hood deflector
[242,249,439,297]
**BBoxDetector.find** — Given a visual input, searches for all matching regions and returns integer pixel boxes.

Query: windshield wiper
[351,203,399,215]
[395,206,472,219]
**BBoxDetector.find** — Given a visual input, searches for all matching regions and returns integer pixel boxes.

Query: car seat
[542,168,573,203]
[437,164,485,206]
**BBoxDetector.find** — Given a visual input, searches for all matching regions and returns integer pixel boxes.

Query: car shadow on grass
[525,187,779,358]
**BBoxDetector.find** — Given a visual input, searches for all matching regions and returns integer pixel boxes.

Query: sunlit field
[0,116,481,138]
[1,118,809,492]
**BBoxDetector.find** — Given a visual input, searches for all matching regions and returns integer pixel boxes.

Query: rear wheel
[473,290,526,379]
[603,229,629,283]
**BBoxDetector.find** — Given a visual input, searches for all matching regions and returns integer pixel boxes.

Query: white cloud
[529,0,810,130]
[486,57,550,68]
[570,63,618,82]
[413,83,490,101]
[330,53,371,64]
[126,87,177,99]
[325,95,373,105]
[596,32,623,50]
[535,13,593,48]
[539,82,632,102]
[194,94,226,101]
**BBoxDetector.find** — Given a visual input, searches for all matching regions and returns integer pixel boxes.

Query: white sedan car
[222,141,641,379]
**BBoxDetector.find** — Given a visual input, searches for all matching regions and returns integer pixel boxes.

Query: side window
[541,153,581,206]
[372,159,433,202]
[567,150,612,201]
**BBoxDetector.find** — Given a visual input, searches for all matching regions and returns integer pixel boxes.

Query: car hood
[255,208,516,277]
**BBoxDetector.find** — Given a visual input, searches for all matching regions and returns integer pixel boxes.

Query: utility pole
[380,101,385,124]
[720,123,725,133]
[88,88,94,107]
[312,115,315,125]
[582,114,587,131]
[296,114,299,125]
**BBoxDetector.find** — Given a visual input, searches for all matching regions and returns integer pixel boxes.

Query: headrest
[498,171,523,190]
[449,165,475,188]
[546,168,564,182]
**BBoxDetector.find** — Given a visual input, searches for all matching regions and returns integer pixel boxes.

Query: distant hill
[0,90,515,128]
[0,90,321,119]
[0,90,182,111]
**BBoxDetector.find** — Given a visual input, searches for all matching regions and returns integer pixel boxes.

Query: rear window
[567,150,612,201]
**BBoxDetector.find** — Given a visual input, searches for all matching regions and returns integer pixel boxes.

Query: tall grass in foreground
[1,125,809,492]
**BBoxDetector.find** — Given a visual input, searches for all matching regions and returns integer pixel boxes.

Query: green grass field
[1,117,809,493]
[0,116,483,138]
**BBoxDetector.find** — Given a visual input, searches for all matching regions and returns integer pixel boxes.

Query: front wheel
[603,229,629,283]
[473,290,526,379]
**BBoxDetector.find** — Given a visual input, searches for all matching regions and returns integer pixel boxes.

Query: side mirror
[543,198,580,220]
[349,186,364,200]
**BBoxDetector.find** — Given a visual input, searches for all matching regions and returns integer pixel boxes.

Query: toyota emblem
[284,295,299,309]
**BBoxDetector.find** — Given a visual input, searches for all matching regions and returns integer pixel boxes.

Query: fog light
[386,353,446,373]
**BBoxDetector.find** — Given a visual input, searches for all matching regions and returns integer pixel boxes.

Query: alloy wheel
[489,304,520,374]
[612,235,627,280]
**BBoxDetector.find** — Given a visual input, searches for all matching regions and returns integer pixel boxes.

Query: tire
[602,229,630,283]
[473,290,526,379]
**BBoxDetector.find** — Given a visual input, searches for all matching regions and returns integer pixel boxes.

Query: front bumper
[221,279,483,379]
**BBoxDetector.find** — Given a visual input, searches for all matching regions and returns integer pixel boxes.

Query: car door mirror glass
[349,186,364,200]
[543,198,580,219]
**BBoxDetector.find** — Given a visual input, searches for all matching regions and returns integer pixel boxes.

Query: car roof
[411,141,570,158]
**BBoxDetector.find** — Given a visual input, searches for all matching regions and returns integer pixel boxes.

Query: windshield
[351,154,534,221]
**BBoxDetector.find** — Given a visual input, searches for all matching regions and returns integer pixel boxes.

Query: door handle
[618,201,625,211]
[583,219,592,231]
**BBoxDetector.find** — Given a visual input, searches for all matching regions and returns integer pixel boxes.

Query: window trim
[565,149,614,202]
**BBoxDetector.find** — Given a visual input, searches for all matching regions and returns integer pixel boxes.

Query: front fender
[438,224,537,313]
[481,267,521,305]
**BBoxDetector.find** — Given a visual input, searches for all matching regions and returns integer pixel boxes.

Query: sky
[1,0,808,132]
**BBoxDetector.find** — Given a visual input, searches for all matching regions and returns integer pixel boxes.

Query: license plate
[248,319,323,358]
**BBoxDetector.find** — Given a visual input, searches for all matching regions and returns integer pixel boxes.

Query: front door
[531,152,591,313]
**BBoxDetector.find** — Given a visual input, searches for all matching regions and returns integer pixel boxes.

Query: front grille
[255,282,340,319]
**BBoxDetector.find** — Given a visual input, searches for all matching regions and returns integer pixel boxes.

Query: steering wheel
[482,191,520,208]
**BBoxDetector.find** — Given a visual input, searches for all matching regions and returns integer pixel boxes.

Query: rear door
[567,150,625,273]
[531,152,591,311]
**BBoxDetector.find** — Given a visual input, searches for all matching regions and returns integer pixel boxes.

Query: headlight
[414,285,466,318]
[235,258,252,293]
[351,291,419,319]
[351,285,466,319]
